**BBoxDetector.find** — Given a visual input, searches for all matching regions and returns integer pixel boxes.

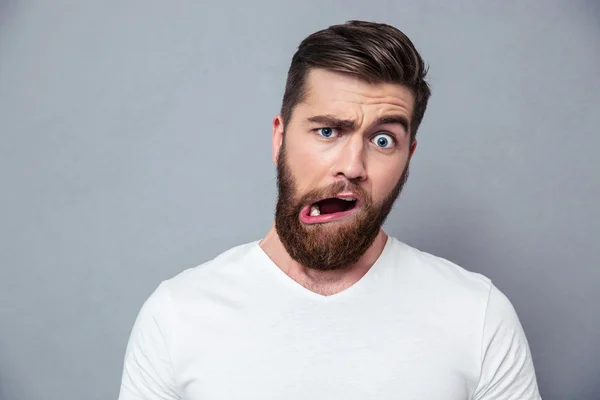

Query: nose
[334,135,367,182]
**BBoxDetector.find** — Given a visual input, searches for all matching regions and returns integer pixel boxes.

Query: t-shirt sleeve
[118,282,180,400]
[473,284,541,400]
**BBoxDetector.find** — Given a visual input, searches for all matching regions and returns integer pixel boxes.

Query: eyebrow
[305,114,410,134]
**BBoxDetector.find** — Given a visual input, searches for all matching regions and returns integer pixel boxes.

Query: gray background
[0,1,598,399]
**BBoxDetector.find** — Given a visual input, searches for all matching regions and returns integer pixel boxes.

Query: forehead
[296,68,415,120]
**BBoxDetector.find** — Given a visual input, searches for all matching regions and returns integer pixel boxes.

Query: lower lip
[299,203,360,225]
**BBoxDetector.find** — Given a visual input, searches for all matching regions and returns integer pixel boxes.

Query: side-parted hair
[281,20,431,142]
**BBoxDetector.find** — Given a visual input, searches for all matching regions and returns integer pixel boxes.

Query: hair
[281,20,431,142]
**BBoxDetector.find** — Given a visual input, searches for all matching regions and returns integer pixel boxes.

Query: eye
[372,133,395,149]
[317,127,336,138]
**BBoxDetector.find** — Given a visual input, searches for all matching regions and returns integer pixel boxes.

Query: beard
[274,143,409,271]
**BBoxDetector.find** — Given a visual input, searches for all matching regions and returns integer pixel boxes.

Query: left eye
[372,133,394,148]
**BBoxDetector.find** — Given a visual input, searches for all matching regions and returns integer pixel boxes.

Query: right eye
[317,127,337,138]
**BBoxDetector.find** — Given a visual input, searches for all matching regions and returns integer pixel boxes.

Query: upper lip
[311,192,361,205]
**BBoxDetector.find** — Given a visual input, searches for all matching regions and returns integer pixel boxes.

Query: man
[118,21,541,399]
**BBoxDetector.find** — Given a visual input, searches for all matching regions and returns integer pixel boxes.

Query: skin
[260,68,417,295]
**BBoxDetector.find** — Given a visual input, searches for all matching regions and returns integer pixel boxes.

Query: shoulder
[388,237,493,301]
[386,237,540,395]
[160,240,260,300]
[387,237,529,353]
[125,241,260,338]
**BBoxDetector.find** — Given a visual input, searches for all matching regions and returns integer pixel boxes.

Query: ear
[408,139,418,161]
[272,115,285,165]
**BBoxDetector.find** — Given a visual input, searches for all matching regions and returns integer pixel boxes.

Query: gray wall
[1,1,598,399]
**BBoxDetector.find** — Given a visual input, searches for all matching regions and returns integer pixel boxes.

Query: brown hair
[281,20,431,142]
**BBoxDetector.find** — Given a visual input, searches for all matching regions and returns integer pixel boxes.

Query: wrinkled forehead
[297,69,415,121]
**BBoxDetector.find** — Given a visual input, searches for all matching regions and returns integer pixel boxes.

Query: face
[273,69,417,271]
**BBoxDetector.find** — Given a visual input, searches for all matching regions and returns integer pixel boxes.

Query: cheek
[369,157,406,201]
[286,146,328,191]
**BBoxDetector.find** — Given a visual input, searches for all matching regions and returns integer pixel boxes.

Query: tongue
[318,198,349,214]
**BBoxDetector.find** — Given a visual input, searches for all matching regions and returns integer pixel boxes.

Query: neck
[259,224,388,296]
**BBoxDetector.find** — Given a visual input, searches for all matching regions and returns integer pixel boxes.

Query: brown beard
[274,142,409,271]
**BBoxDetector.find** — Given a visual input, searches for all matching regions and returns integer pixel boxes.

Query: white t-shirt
[118,236,540,399]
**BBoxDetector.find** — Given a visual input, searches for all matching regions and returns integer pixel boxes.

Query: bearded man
[118,20,540,400]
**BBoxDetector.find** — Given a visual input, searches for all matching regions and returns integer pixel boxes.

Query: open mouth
[300,195,359,224]
[310,197,356,216]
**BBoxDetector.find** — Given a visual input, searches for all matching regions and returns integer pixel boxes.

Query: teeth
[338,197,356,201]
[310,205,320,216]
